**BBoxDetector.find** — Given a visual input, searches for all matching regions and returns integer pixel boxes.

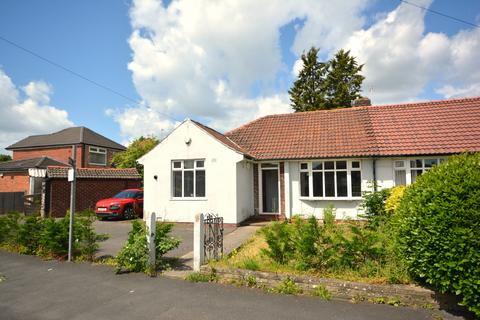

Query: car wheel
[123,207,134,220]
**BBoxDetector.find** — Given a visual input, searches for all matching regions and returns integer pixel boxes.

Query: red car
[95,188,143,220]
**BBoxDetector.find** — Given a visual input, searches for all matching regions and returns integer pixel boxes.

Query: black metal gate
[203,213,224,261]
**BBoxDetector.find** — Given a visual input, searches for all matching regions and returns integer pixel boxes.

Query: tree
[288,47,328,112]
[111,136,159,178]
[289,47,365,112]
[324,49,364,109]
[0,154,12,162]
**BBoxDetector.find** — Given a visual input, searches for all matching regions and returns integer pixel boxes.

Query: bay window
[300,160,361,199]
[172,159,206,198]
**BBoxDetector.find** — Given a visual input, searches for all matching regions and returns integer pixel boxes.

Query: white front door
[260,163,279,214]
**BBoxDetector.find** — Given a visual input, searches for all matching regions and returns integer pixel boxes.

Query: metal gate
[203,213,224,261]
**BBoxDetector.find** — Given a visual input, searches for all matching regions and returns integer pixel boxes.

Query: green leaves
[289,47,364,112]
[395,153,480,316]
[111,136,159,178]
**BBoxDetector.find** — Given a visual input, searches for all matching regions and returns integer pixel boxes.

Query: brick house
[0,127,141,217]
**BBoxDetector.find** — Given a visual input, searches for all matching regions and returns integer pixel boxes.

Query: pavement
[0,251,435,320]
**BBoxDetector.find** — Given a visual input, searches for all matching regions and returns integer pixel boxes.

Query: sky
[0,0,479,153]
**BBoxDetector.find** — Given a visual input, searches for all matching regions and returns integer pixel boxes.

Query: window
[172,160,206,198]
[300,160,362,199]
[394,158,443,185]
[89,146,107,165]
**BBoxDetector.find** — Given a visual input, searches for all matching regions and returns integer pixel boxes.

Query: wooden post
[193,213,204,272]
[146,212,156,275]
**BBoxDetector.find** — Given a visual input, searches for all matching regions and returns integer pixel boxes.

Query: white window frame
[299,159,362,200]
[88,146,107,165]
[171,159,206,200]
[393,157,445,186]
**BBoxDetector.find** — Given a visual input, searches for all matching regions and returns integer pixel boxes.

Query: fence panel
[0,192,25,214]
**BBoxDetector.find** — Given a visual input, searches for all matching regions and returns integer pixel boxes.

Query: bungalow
[139,97,480,224]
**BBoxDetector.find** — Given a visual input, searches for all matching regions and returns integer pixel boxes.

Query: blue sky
[0,0,479,152]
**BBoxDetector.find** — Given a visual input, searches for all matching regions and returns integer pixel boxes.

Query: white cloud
[0,69,73,152]
[111,0,480,141]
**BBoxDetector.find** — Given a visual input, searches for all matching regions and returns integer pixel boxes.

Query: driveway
[0,251,438,320]
[94,219,236,258]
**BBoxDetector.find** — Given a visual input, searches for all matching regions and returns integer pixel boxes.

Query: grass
[185,271,219,283]
[211,225,412,285]
[312,285,331,300]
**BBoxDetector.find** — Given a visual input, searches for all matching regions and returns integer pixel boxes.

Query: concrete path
[0,251,437,320]
[165,222,264,277]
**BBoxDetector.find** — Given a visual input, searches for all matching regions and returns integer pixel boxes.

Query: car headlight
[109,204,121,210]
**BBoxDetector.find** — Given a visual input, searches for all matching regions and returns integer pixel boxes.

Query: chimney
[351,97,371,107]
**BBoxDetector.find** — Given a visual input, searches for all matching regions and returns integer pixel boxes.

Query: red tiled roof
[224,97,480,160]
[46,166,141,179]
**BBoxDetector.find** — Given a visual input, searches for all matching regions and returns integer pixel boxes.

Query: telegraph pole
[67,145,77,262]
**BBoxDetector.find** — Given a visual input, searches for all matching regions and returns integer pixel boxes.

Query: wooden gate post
[193,213,204,272]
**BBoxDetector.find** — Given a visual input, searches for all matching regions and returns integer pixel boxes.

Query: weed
[370,297,385,304]
[186,271,219,283]
[245,274,257,287]
[242,258,260,271]
[387,297,402,307]
[312,285,331,300]
[276,277,303,295]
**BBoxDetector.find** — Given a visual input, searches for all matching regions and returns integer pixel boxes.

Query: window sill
[299,197,362,201]
[170,197,208,201]
[88,163,107,166]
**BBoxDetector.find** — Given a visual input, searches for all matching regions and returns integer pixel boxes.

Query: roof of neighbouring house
[221,96,480,160]
[6,127,126,151]
[0,157,68,172]
[46,166,141,179]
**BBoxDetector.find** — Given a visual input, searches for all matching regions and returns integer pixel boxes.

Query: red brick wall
[0,172,29,193]
[13,145,121,168]
[279,162,285,218]
[13,145,83,168]
[48,178,141,217]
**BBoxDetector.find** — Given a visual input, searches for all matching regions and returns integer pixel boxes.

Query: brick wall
[0,172,29,193]
[253,163,259,215]
[13,145,121,168]
[279,162,285,218]
[48,178,142,217]
[13,145,83,168]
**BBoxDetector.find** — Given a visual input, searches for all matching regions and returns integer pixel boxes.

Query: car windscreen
[112,190,138,199]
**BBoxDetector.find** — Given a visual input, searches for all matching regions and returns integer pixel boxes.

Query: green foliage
[244,274,257,288]
[312,285,331,300]
[111,136,159,178]
[115,220,180,273]
[395,153,480,316]
[0,154,12,162]
[289,47,364,112]
[385,186,406,215]
[185,270,219,283]
[242,258,260,271]
[289,47,327,112]
[0,211,101,260]
[276,277,303,295]
[323,49,365,109]
[361,182,391,228]
[261,221,294,265]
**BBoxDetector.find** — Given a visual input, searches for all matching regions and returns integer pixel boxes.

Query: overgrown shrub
[261,221,294,265]
[0,211,101,260]
[361,182,391,228]
[385,186,406,215]
[116,220,180,273]
[395,153,480,316]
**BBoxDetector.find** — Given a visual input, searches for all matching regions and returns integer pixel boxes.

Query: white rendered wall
[236,160,254,223]
[140,120,245,224]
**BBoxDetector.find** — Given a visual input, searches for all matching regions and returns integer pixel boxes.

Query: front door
[261,164,279,214]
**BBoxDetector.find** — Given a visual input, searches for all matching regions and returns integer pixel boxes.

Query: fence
[0,192,24,214]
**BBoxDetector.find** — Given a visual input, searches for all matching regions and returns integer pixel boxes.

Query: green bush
[395,153,480,316]
[0,211,101,260]
[261,221,294,265]
[361,182,391,228]
[116,220,180,273]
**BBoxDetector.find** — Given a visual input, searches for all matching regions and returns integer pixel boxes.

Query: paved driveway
[94,219,236,258]
[0,252,438,320]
